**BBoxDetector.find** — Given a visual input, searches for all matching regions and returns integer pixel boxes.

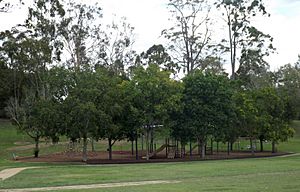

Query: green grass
[0,120,300,191]
[1,156,300,191]
[277,121,300,153]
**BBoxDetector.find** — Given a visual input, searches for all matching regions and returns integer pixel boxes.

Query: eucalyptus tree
[163,0,212,74]
[57,1,102,71]
[0,60,13,117]
[96,17,136,75]
[216,0,274,79]
[137,44,179,75]
[58,2,136,74]
[0,0,23,12]
[2,0,67,157]
[0,0,10,12]
[0,30,27,115]
[236,49,273,89]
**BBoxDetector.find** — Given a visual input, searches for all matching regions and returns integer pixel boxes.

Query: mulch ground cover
[16,150,291,164]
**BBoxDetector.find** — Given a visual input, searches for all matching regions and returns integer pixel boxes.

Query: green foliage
[275,59,300,119]
[255,87,294,142]
[127,64,181,126]
[175,71,235,157]
[216,0,274,79]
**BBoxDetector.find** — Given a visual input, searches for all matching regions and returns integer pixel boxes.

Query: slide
[149,144,167,158]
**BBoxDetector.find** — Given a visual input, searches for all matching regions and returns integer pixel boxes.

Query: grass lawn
[0,120,300,191]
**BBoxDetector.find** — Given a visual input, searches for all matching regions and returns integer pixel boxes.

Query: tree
[3,30,57,158]
[125,64,181,160]
[163,0,212,74]
[137,44,178,75]
[120,80,145,159]
[61,70,103,162]
[96,17,136,75]
[233,90,258,154]
[5,69,63,158]
[0,0,23,12]
[255,87,294,153]
[216,0,274,79]
[182,71,234,158]
[96,68,125,160]
[275,57,300,119]
[57,1,102,71]
[26,0,65,62]
[236,49,273,89]
[58,2,136,75]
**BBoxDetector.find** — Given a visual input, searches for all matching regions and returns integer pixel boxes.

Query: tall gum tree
[215,0,274,79]
[163,0,213,74]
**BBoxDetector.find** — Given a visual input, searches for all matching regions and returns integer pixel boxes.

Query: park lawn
[0,120,300,191]
[0,155,300,191]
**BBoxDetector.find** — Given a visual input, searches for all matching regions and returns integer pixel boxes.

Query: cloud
[256,0,300,70]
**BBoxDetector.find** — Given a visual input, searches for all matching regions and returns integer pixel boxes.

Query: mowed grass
[0,120,300,191]
[1,156,300,191]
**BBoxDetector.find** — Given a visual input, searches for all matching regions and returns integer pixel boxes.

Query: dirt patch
[13,142,31,146]
[16,150,291,164]
[0,180,180,192]
[0,167,39,181]
[8,142,67,151]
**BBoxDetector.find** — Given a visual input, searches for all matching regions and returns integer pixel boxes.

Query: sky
[0,0,300,72]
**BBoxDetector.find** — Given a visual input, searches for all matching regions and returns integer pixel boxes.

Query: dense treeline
[0,0,299,161]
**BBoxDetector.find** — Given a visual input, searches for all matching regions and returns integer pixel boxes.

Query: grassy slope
[0,121,300,191]
[0,121,33,168]
[277,120,300,153]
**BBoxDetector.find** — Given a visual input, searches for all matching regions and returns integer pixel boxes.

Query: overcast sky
[1,0,299,72]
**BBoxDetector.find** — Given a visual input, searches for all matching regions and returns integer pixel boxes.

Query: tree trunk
[198,139,201,156]
[91,138,95,152]
[146,128,150,160]
[230,141,234,151]
[166,138,169,158]
[34,137,40,158]
[141,134,144,152]
[108,138,112,160]
[227,141,230,155]
[211,138,213,155]
[189,141,192,157]
[82,137,88,162]
[201,141,205,159]
[175,140,179,158]
[180,141,185,158]
[135,136,138,160]
[150,129,154,153]
[272,141,277,153]
[250,138,254,156]
[131,140,134,156]
[260,138,264,152]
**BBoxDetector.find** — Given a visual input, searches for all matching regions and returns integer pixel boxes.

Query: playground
[1,120,300,192]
